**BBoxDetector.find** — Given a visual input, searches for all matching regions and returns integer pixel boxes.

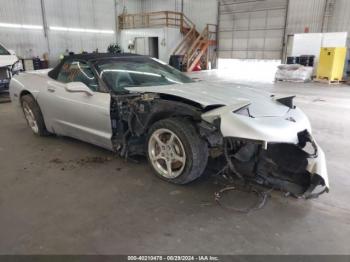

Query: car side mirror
[65,82,94,96]
[8,49,16,55]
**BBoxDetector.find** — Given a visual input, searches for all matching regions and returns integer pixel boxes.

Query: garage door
[218,0,288,59]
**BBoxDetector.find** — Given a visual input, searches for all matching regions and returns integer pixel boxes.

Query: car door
[38,59,113,150]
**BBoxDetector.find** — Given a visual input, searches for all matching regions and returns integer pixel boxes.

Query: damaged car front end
[96,56,330,198]
[107,89,329,198]
[201,98,329,199]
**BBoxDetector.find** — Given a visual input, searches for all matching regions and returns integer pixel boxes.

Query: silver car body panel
[0,55,17,68]
[10,70,113,150]
[10,72,329,190]
[127,82,289,117]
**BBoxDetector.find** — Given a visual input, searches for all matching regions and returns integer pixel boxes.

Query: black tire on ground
[21,94,50,136]
[147,118,209,184]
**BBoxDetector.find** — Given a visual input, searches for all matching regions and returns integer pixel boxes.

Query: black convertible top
[62,52,141,62]
[48,53,142,79]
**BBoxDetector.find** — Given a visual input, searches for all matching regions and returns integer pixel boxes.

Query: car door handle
[47,86,56,93]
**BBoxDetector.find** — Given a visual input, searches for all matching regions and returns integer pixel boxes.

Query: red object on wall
[304,27,310,33]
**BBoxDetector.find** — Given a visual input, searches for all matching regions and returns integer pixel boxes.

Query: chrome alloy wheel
[22,101,39,134]
[148,128,186,179]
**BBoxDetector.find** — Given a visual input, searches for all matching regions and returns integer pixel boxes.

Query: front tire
[147,118,208,184]
[21,95,49,136]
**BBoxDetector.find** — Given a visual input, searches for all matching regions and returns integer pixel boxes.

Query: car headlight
[12,60,23,75]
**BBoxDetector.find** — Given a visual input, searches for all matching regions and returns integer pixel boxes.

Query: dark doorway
[148,37,159,59]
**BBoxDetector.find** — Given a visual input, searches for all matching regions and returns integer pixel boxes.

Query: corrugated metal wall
[120,0,142,14]
[141,0,178,13]
[328,0,350,34]
[0,0,47,58]
[286,0,350,36]
[286,0,326,34]
[218,0,288,59]
[0,0,141,64]
[44,0,116,61]
[182,0,218,32]
[120,27,182,62]
[218,0,350,60]
[141,0,218,32]
[2,0,350,63]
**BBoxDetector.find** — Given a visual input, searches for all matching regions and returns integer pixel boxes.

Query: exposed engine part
[110,93,206,159]
[222,134,327,199]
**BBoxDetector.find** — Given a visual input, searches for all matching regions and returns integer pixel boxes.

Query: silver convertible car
[10,53,329,198]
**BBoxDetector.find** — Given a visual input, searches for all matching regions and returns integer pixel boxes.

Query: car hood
[126,81,289,117]
[0,55,17,67]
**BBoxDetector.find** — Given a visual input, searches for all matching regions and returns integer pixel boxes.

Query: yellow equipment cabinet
[316,47,347,82]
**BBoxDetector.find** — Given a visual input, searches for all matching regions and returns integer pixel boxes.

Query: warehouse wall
[44,0,116,61]
[0,0,140,65]
[120,27,182,62]
[0,0,217,65]
[0,0,47,58]
[141,0,218,32]
[218,0,288,59]
[328,0,350,35]
[2,0,350,64]
[218,0,350,60]
[286,0,326,34]
[182,0,218,32]
[119,0,142,14]
[119,0,218,63]
[287,0,350,36]
[285,0,350,43]
[130,0,350,40]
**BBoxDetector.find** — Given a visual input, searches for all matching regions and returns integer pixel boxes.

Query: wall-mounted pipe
[40,0,51,56]
[281,0,290,61]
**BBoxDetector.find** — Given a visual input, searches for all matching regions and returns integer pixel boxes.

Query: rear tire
[21,95,49,136]
[147,118,208,184]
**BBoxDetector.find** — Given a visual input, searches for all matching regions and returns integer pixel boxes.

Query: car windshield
[0,44,10,55]
[95,57,193,92]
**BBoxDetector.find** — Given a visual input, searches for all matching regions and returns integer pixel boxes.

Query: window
[95,57,193,92]
[57,60,98,91]
[0,44,10,55]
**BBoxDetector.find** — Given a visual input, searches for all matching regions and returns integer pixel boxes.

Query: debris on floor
[49,156,113,170]
[312,98,327,103]
[76,156,112,165]
[214,185,269,213]
[0,92,10,104]
[275,64,313,83]
[212,167,271,213]
[49,158,64,164]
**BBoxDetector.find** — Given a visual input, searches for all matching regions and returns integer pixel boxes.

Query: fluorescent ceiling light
[50,26,114,34]
[0,22,43,30]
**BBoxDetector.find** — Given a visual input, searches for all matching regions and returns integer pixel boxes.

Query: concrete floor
[0,73,350,255]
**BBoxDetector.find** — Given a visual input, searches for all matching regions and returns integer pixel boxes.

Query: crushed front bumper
[202,106,329,198]
[302,145,329,199]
